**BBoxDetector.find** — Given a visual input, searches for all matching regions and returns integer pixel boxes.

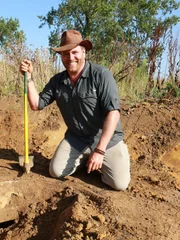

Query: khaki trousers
[49,139,131,190]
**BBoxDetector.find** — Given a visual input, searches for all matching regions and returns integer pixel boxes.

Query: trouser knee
[110,178,130,191]
[49,164,60,178]
[102,176,130,191]
[49,159,76,178]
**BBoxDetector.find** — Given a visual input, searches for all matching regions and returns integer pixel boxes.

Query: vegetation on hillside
[0,0,180,100]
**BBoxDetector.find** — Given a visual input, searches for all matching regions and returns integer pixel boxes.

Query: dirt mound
[0,96,180,240]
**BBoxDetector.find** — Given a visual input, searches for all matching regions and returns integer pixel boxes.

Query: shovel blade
[19,155,34,173]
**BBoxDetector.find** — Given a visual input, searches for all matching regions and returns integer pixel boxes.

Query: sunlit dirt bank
[0,96,180,240]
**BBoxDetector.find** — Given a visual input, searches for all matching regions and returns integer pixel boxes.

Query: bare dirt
[0,96,180,240]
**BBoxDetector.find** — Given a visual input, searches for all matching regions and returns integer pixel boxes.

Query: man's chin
[68,67,76,71]
[67,69,78,75]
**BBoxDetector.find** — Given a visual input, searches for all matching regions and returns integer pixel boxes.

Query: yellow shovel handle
[24,72,29,164]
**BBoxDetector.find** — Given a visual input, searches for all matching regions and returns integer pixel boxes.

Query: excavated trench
[0,144,180,240]
[0,97,180,239]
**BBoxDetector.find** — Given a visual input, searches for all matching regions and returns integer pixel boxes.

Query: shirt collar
[81,61,90,78]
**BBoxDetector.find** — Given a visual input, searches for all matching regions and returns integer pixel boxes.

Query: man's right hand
[20,59,33,79]
[19,59,39,111]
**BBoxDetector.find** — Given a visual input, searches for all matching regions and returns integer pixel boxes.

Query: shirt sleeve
[98,69,120,115]
[38,77,56,110]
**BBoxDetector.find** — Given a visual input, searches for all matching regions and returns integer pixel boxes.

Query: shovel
[19,72,34,173]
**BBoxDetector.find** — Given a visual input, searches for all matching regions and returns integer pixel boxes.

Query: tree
[0,17,26,49]
[39,1,179,48]
[38,0,180,87]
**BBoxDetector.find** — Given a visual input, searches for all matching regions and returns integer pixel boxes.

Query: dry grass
[0,44,62,96]
[1,42,179,100]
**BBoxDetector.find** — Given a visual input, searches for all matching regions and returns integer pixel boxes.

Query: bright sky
[1,1,180,77]
[1,0,61,48]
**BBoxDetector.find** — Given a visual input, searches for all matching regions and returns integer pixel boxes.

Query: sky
[1,0,61,48]
[1,1,180,77]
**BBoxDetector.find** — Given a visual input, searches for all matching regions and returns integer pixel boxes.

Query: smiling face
[61,45,86,78]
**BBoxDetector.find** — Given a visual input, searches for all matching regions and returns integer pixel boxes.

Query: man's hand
[20,59,33,78]
[87,152,104,173]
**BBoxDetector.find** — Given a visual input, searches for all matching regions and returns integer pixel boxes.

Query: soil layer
[0,96,180,240]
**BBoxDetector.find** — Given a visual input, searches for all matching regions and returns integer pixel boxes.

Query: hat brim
[51,40,92,53]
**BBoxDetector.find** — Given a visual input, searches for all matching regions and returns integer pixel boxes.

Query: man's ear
[83,48,86,58]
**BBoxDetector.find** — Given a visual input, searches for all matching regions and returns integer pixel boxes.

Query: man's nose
[69,53,74,60]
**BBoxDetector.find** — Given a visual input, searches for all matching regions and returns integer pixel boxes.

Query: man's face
[61,46,86,75]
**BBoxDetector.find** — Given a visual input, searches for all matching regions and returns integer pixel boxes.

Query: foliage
[0,1,180,100]
[0,42,179,101]
[0,17,26,50]
[164,82,180,97]
[117,59,149,101]
[38,0,180,95]
[38,0,179,57]
[0,44,59,96]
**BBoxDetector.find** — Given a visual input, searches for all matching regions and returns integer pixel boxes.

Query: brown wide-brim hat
[51,29,92,53]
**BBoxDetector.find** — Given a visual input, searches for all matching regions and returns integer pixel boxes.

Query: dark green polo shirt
[38,61,124,151]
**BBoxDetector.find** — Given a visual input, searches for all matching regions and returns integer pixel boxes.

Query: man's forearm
[96,110,120,151]
[28,81,39,111]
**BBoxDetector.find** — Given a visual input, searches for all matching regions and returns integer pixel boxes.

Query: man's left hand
[87,152,104,173]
